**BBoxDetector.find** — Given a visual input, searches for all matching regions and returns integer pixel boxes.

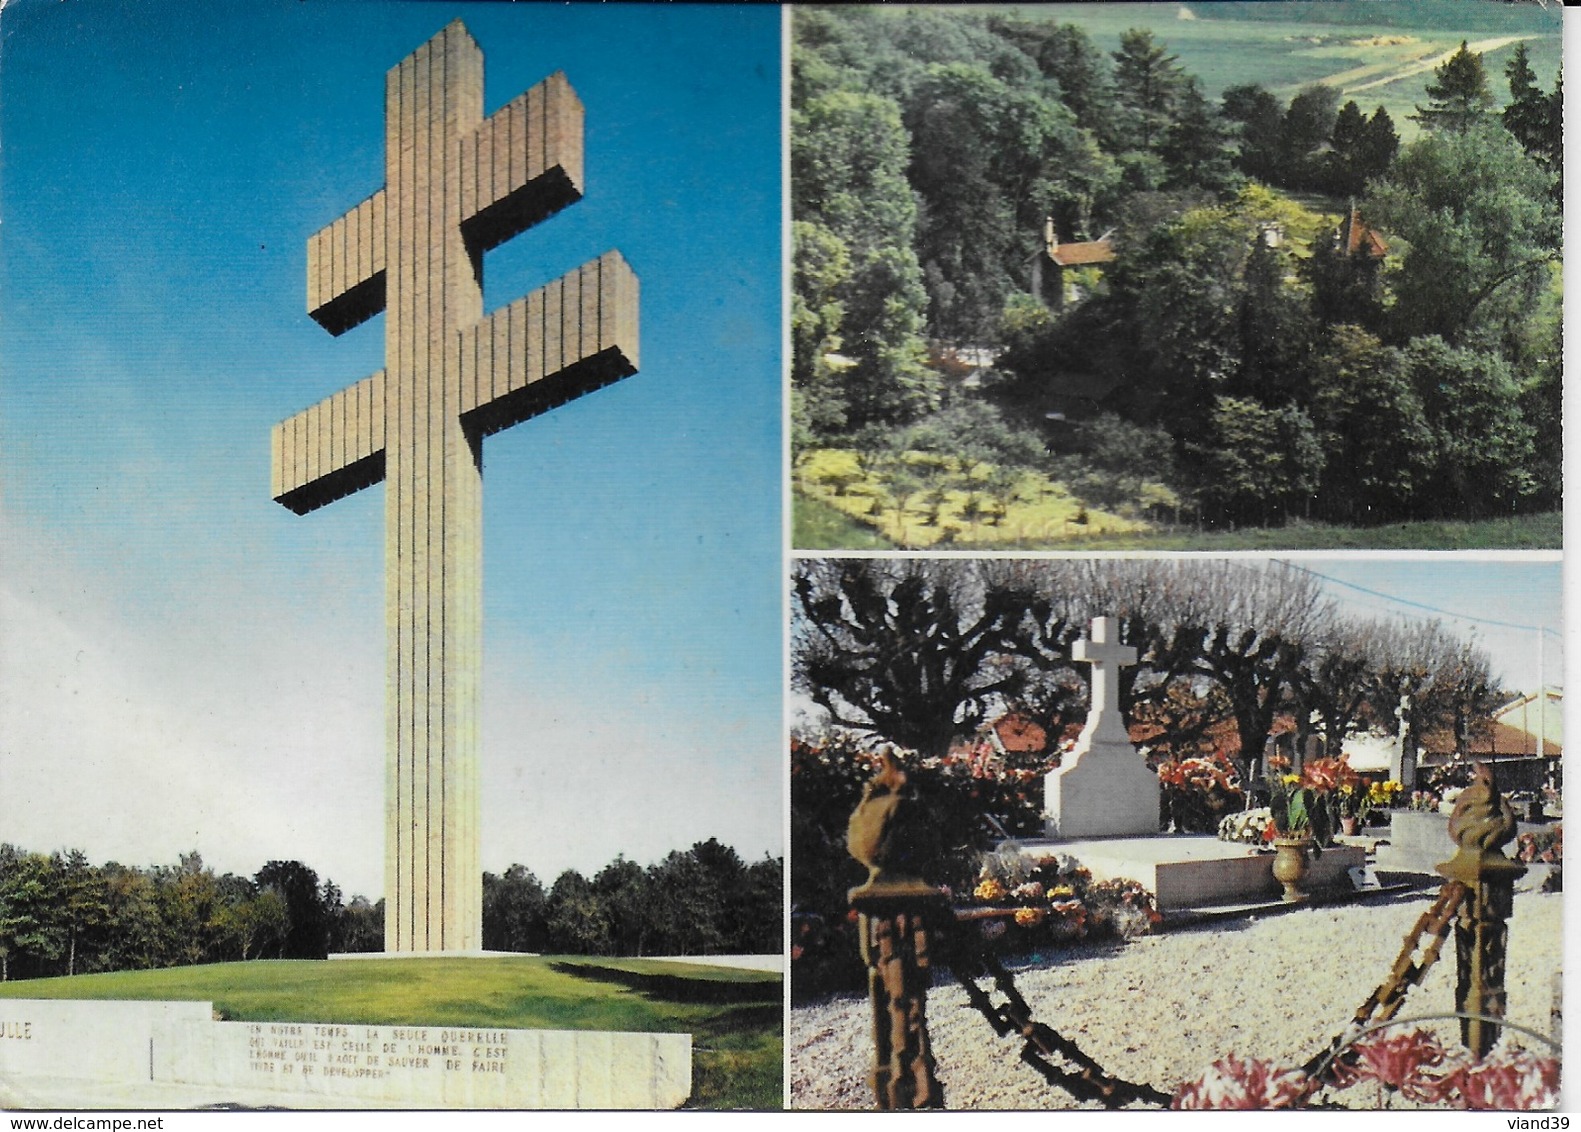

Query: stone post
[1435,762,1526,1058]
[1391,696,1416,791]
[847,753,948,1110]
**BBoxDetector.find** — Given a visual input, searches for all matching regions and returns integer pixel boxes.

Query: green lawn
[0,956,782,1110]
[989,511,1562,551]
[796,480,1559,551]
[793,492,895,550]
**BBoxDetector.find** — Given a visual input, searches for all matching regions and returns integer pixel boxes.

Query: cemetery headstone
[1044,617,1160,839]
[1390,696,1416,790]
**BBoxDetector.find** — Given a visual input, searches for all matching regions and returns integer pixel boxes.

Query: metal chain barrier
[1302,879,1467,1080]
[948,942,1173,1108]
[843,756,1530,1110]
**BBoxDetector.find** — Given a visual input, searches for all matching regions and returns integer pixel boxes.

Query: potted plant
[1335,782,1367,836]
[1265,758,1320,901]
[1366,778,1404,826]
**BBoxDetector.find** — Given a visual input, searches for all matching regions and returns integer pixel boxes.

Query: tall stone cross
[269,21,639,953]
[1045,616,1158,839]
[1071,616,1137,745]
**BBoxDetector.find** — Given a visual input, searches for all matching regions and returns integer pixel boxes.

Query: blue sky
[0,1,784,899]
[1274,556,1563,698]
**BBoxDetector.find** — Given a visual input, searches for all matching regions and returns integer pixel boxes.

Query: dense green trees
[1370,123,1559,348]
[792,89,935,434]
[1111,28,1188,153]
[485,843,781,958]
[1502,44,1562,202]
[0,842,780,980]
[0,852,356,979]
[792,9,1559,538]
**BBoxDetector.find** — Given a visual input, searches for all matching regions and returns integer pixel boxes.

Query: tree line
[0,841,780,981]
[0,851,374,981]
[483,840,781,958]
[793,557,1502,771]
[793,8,1561,531]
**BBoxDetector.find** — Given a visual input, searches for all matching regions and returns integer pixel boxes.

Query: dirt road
[1344,34,1536,94]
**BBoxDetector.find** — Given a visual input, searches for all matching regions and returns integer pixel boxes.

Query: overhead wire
[1273,559,1560,637]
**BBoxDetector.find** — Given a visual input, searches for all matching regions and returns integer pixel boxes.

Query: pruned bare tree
[791,557,1042,758]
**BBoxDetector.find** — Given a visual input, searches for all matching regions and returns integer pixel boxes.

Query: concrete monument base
[1011,835,1367,910]
[327,949,526,960]
[0,999,690,1110]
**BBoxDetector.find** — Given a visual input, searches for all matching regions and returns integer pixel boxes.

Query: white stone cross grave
[1044,616,1160,839]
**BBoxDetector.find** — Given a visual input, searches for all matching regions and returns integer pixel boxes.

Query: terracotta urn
[1271,834,1314,902]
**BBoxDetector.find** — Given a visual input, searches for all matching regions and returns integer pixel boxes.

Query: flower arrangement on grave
[1156,751,1244,833]
[1409,789,1442,812]
[1334,772,1397,832]
[1217,807,1275,847]
[1368,779,1405,811]
[1265,755,1360,847]
[966,849,1160,946]
[1515,824,1562,864]
[1515,823,1562,892]
[1335,782,1367,827]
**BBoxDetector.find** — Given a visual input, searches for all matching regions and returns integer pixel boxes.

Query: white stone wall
[0,999,212,1084]
[153,1019,691,1109]
[0,999,690,1109]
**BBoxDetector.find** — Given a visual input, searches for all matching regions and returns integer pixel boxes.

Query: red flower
[1300,755,1361,793]
[1333,1029,1451,1103]
[1450,1051,1561,1111]
[1174,1056,1311,1110]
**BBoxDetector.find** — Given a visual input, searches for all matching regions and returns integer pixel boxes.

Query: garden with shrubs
[792,7,1561,549]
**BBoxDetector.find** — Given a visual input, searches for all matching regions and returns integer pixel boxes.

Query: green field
[794,491,1560,552]
[793,493,896,550]
[957,1,1561,137]
[956,511,1563,551]
[0,956,782,1110]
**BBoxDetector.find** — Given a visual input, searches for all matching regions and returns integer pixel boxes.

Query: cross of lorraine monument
[270,21,639,953]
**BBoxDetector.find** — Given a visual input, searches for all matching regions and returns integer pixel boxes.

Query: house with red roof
[1028,217,1115,311]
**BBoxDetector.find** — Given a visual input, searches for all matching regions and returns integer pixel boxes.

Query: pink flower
[1451,1051,1561,1111]
[1334,1028,1452,1103]
[1173,1056,1311,1110]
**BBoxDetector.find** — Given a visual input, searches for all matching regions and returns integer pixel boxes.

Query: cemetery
[789,557,1562,1109]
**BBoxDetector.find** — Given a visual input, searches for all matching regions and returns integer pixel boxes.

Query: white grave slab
[1013,837,1368,909]
[1044,617,1160,839]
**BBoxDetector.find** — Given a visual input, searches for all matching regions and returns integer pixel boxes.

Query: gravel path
[789,890,1562,1110]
